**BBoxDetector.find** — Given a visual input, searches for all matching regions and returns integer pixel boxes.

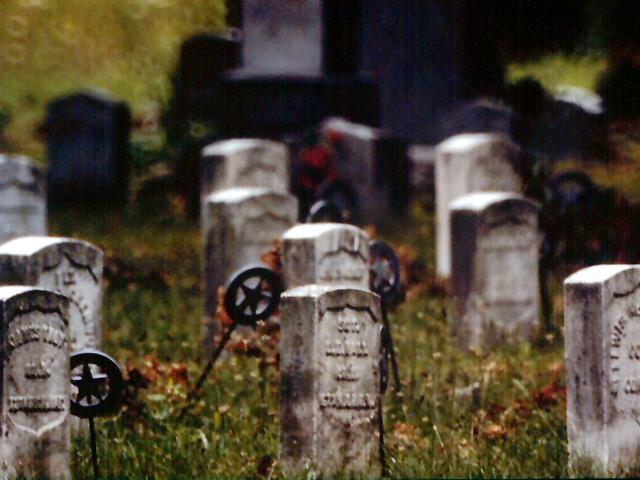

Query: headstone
[280,285,382,477]
[219,0,377,139]
[0,154,47,243]
[202,188,298,347]
[321,117,408,224]
[242,0,324,76]
[436,133,522,277]
[0,286,70,479]
[200,139,289,199]
[0,236,103,352]
[449,192,541,349]
[45,92,131,201]
[282,223,370,289]
[564,265,640,474]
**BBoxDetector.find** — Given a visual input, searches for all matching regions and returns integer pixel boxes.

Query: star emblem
[72,363,108,406]
[238,280,271,316]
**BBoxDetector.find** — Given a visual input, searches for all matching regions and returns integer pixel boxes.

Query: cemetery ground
[54,197,569,478]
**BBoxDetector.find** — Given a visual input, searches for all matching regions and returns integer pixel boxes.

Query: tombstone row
[0,235,104,478]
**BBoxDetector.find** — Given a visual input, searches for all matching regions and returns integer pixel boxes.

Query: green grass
[52,197,570,478]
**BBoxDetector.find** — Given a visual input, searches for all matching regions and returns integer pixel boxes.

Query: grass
[52,198,570,479]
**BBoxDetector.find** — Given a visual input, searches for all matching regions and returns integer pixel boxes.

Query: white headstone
[435,133,522,277]
[282,223,370,290]
[449,192,541,349]
[242,0,323,76]
[0,236,103,352]
[280,285,382,477]
[200,139,290,198]
[0,154,47,244]
[0,286,70,479]
[202,188,298,347]
[565,265,640,474]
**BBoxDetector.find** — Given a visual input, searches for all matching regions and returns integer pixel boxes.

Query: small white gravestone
[0,154,47,244]
[0,286,70,479]
[279,285,382,477]
[435,133,522,277]
[200,138,290,198]
[565,265,640,474]
[282,223,370,290]
[0,236,103,352]
[449,192,541,349]
[202,188,298,347]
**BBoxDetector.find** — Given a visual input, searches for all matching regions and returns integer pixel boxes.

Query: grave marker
[201,139,289,198]
[0,286,70,479]
[282,223,370,290]
[0,154,47,244]
[321,117,409,225]
[45,92,131,201]
[202,188,298,348]
[449,192,541,349]
[436,133,522,277]
[565,265,640,474]
[280,285,382,477]
[0,236,103,352]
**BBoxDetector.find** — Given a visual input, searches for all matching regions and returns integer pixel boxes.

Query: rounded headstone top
[283,223,367,240]
[206,187,280,204]
[202,138,286,157]
[282,284,377,300]
[564,264,636,286]
[449,192,537,212]
[436,132,515,155]
[0,285,39,301]
[0,236,98,257]
[322,117,381,140]
[0,154,43,185]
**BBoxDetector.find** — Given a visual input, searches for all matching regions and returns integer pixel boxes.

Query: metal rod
[180,324,237,419]
[89,416,100,479]
[381,303,401,392]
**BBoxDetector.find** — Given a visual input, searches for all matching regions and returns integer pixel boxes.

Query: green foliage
[0,0,226,158]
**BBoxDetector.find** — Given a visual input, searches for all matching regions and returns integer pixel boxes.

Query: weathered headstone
[45,92,131,201]
[564,265,640,474]
[282,223,370,289]
[200,139,289,199]
[449,192,541,349]
[0,154,47,244]
[436,133,522,277]
[321,117,408,224]
[0,286,70,479]
[202,188,298,347]
[0,236,103,352]
[280,285,382,477]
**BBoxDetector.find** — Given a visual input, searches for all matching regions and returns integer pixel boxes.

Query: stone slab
[200,138,289,199]
[565,265,640,474]
[282,223,370,289]
[202,188,298,348]
[0,236,103,352]
[436,133,522,277]
[0,286,70,479]
[279,285,381,477]
[449,192,541,349]
[0,154,47,244]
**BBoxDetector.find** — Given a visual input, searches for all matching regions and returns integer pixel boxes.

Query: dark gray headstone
[45,92,131,201]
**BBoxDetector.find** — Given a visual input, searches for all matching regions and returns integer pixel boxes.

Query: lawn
[1,1,634,476]
[51,199,569,478]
